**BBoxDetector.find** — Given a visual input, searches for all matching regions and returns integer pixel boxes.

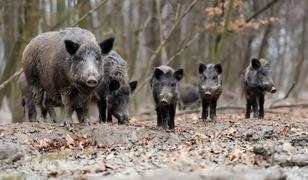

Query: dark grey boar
[243,58,277,119]
[22,27,114,126]
[178,83,200,110]
[96,51,137,124]
[151,65,184,129]
[198,63,222,121]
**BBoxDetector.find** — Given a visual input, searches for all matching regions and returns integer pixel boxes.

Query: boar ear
[154,68,164,80]
[129,81,138,93]
[64,40,80,55]
[173,69,184,81]
[199,63,206,74]
[214,64,222,74]
[251,58,261,70]
[109,79,120,91]
[100,37,115,54]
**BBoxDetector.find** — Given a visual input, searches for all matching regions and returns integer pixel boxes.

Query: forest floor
[0,108,307,180]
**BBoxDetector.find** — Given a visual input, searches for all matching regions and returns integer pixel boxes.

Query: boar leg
[77,100,91,126]
[76,108,91,126]
[26,98,37,122]
[61,94,73,126]
[161,107,170,129]
[210,99,217,120]
[47,107,58,123]
[245,98,252,118]
[168,104,176,129]
[201,98,209,121]
[98,98,107,123]
[107,107,113,123]
[32,87,45,122]
[251,97,258,118]
[156,107,163,128]
[258,95,265,119]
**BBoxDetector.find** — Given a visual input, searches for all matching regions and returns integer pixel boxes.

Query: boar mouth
[74,81,97,93]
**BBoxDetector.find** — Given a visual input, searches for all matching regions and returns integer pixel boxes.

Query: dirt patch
[0,108,307,179]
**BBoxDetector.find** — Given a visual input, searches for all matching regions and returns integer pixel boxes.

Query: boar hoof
[82,121,91,126]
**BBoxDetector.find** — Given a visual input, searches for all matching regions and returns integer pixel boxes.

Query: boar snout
[86,75,98,87]
[271,86,277,93]
[160,93,173,105]
[205,91,211,97]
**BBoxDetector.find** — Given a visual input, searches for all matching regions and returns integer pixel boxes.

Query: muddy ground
[0,108,307,180]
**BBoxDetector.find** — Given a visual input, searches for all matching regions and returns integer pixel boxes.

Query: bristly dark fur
[243,58,276,119]
[198,63,222,121]
[22,27,113,125]
[151,65,183,129]
[96,51,137,124]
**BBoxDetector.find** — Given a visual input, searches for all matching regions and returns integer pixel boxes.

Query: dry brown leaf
[47,171,58,178]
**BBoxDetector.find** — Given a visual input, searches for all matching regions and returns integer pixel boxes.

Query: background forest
[0,0,307,123]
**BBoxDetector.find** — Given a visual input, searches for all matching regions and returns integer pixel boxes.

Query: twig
[136,0,199,92]
[270,81,296,107]
[245,0,280,22]
[135,31,201,95]
[72,0,108,26]
[0,68,23,91]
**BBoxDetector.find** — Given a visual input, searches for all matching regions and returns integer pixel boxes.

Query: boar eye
[171,82,176,87]
[212,76,217,80]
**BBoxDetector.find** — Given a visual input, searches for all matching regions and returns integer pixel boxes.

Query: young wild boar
[243,58,277,119]
[151,65,183,129]
[96,51,137,124]
[198,63,222,121]
[22,27,114,126]
[178,83,200,110]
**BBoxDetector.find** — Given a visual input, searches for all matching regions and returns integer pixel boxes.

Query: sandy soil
[0,108,307,179]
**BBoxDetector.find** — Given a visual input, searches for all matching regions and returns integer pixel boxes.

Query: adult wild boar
[243,58,276,119]
[151,65,183,129]
[198,63,222,121]
[22,27,114,126]
[96,51,137,124]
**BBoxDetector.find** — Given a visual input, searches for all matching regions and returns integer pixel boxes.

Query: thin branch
[135,0,199,94]
[245,0,280,22]
[145,0,199,71]
[72,0,108,26]
[0,68,23,91]
[135,31,201,95]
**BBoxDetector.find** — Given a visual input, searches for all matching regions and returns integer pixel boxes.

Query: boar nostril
[205,91,211,97]
[271,87,277,93]
[160,99,169,105]
[86,76,98,87]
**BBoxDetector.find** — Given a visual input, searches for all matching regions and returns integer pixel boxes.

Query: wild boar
[22,27,114,126]
[198,63,222,121]
[96,51,137,124]
[243,58,276,119]
[151,65,183,129]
